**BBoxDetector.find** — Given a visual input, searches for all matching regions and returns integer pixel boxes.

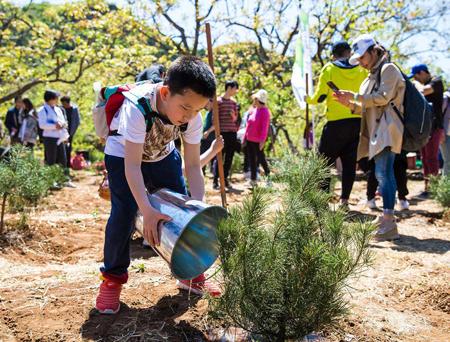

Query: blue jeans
[101,149,187,283]
[374,149,397,214]
[441,135,450,176]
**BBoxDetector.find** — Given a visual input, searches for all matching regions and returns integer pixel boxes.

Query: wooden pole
[305,72,310,150]
[205,23,227,208]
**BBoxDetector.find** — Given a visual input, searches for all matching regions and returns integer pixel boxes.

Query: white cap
[349,34,376,65]
[252,89,268,104]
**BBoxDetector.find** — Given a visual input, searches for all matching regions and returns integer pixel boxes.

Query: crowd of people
[311,34,448,241]
[1,33,449,316]
[2,91,81,182]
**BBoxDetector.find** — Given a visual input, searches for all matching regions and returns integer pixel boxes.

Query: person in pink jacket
[244,89,271,186]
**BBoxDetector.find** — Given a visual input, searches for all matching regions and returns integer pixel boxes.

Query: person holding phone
[333,34,405,241]
[306,41,367,208]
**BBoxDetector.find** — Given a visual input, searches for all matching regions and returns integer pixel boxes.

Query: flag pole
[205,23,227,208]
[305,72,310,149]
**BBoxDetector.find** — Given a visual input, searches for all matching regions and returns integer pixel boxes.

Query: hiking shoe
[246,180,258,189]
[398,199,410,211]
[366,198,378,210]
[95,278,122,314]
[177,278,221,297]
[339,201,350,211]
[244,171,251,180]
[415,191,430,200]
[212,183,220,190]
[225,180,233,189]
[373,218,399,241]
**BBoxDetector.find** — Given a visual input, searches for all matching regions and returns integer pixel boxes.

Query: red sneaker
[95,277,122,314]
[176,274,221,297]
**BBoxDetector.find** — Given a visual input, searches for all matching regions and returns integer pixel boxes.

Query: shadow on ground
[371,234,450,254]
[80,291,204,341]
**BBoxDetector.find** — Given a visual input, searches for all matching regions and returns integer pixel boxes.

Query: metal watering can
[135,189,227,280]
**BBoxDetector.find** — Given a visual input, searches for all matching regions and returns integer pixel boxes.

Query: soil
[0,170,448,341]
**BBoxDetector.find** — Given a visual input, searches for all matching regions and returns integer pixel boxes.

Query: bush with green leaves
[0,145,66,232]
[430,175,450,209]
[209,153,373,341]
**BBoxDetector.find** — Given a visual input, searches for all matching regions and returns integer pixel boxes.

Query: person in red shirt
[205,80,240,189]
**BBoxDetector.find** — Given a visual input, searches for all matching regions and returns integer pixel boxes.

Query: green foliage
[209,153,373,341]
[0,145,65,232]
[430,175,450,209]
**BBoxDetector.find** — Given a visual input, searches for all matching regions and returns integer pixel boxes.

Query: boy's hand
[211,135,224,153]
[142,206,172,247]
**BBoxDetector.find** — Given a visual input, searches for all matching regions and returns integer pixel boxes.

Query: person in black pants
[37,90,68,169]
[319,119,360,202]
[305,41,367,206]
[211,80,240,189]
[361,151,409,210]
[61,96,80,168]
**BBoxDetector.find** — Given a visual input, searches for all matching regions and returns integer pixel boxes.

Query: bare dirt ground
[0,170,448,341]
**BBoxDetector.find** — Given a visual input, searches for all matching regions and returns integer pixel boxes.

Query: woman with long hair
[19,98,39,149]
[334,34,405,241]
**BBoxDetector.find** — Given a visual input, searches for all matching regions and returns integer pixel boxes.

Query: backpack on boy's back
[92,81,186,140]
[376,62,434,152]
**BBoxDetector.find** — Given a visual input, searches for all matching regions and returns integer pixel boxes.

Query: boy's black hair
[225,80,239,90]
[60,95,71,103]
[14,96,22,103]
[165,56,216,98]
[44,89,60,102]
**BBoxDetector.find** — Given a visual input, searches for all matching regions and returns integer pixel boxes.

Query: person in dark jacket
[409,64,445,198]
[4,96,25,144]
[135,64,166,83]
[61,96,81,168]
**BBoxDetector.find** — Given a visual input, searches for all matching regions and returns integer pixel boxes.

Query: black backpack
[377,63,433,152]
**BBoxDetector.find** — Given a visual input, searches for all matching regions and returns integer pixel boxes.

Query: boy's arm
[124,140,171,246]
[183,141,205,201]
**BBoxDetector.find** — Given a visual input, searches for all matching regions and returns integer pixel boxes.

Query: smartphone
[326,81,340,92]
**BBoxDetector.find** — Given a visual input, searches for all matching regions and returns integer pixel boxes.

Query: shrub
[0,145,66,232]
[430,175,450,209]
[209,152,373,341]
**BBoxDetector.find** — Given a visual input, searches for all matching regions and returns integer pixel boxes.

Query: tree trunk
[0,193,7,234]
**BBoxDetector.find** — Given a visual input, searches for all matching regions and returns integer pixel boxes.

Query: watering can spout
[135,189,227,280]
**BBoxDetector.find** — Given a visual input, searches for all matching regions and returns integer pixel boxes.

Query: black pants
[362,152,409,200]
[200,133,214,174]
[319,118,361,200]
[247,141,270,181]
[214,132,237,184]
[43,137,67,168]
[65,136,73,168]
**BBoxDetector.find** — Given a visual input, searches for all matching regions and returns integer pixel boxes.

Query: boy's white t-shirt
[104,84,203,162]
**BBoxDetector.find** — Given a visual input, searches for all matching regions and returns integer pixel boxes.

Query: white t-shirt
[104,85,203,162]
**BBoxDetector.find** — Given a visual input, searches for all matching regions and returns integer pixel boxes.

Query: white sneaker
[398,199,409,211]
[64,181,77,188]
[366,198,377,210]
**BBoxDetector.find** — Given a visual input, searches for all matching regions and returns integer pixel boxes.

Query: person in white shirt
[37,90,68,167]
[96,56,221,315]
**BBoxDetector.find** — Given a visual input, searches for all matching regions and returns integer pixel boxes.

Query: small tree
[430,175,450,219]
[209,153,373,341]
[0,145,65,233]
